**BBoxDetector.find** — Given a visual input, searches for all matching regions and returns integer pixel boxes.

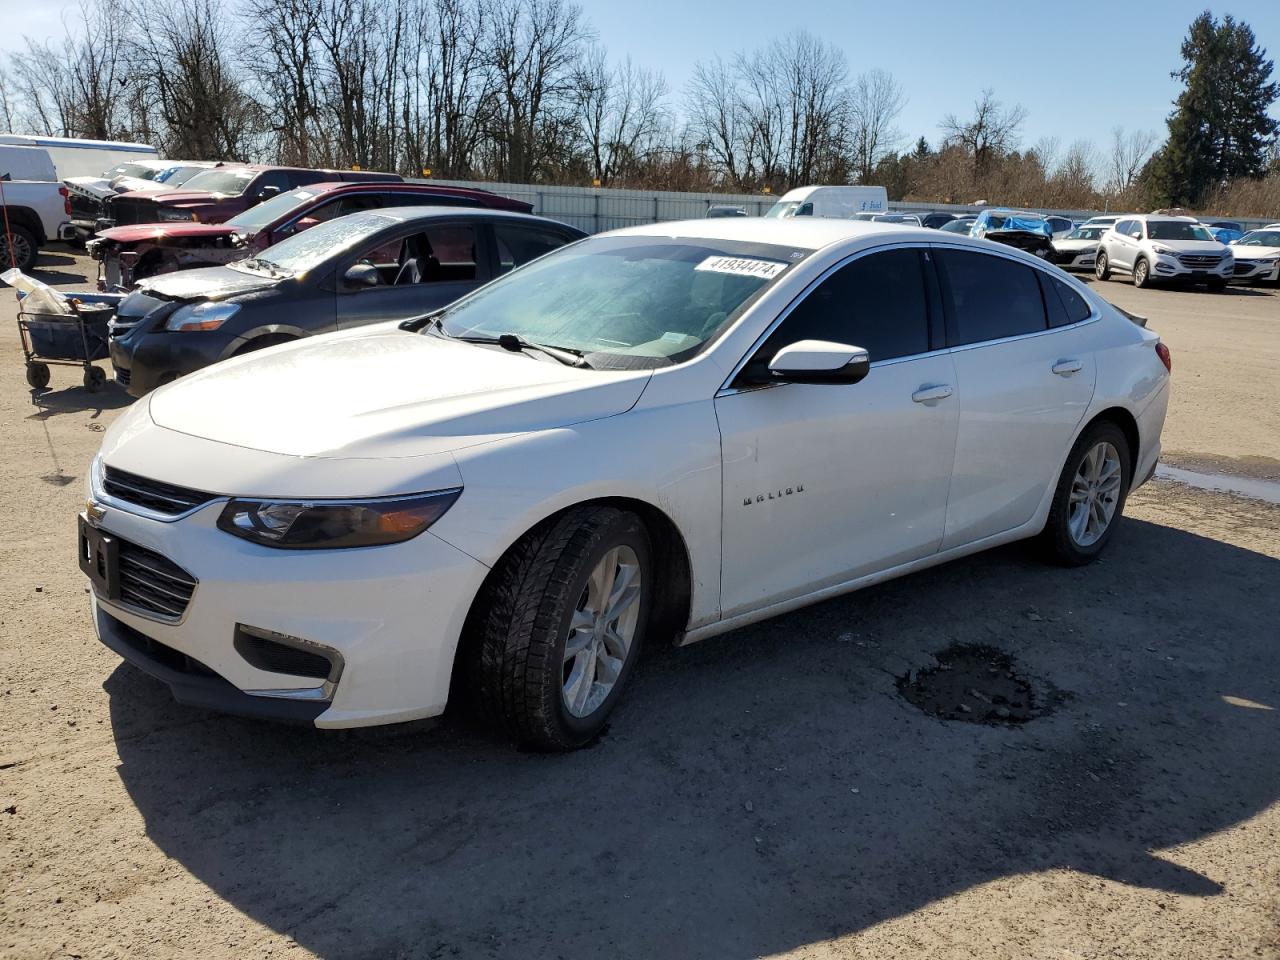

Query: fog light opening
[234,624,344,702]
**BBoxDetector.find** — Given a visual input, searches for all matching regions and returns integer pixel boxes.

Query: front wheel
[1132,257,1151,288]
[468,505,652,751]
[1040,422,1131,566]
[1094,251,1111,281]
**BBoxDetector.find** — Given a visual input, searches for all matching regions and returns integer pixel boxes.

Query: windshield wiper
[457,332,590,368]
[234,256,288,278]
[399,310,444,333]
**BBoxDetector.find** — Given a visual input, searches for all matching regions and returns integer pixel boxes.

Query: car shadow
[106,516,1280,958]
[27,373,132,418]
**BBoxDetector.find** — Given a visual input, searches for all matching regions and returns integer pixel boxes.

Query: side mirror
[766,339,871,385]
[343,263,380,288]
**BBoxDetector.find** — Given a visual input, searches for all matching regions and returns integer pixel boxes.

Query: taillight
[1155,342,1171,373]
[59,186,71,216]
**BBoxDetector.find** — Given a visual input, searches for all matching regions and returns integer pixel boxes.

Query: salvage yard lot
[2,248,1278,959]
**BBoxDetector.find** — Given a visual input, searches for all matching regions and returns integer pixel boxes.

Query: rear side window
[937,249,1046,345]
[1039,273,1092,327]
[1113,220,1132,235]
[751,248,931,370]
[494,223,575,274]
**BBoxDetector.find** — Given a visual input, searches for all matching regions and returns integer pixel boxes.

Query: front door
[336,221,487,329]
[716,247,959,618]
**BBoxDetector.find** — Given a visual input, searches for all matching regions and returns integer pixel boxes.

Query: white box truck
[764,185,889,219]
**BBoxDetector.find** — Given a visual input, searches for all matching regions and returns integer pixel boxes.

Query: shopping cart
[17,296,117,392]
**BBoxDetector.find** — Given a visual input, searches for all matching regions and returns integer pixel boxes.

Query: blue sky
[4,0,1279,158]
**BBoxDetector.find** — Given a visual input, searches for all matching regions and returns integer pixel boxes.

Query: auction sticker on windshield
[695,256,788,279]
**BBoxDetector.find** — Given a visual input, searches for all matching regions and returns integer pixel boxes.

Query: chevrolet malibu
[80,219,1171,750]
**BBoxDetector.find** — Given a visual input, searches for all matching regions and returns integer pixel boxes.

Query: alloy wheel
[1068,441,1122,547]
[0,233,31,270]
[562,545,643,718]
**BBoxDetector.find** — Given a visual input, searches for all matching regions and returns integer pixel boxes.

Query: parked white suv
[1095,215,1233,291]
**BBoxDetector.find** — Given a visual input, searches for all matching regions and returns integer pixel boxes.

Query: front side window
[937,249,1046,345]
[494,223,575,274]
[346,222,479,288]
[435,236,810,368]
[744,249,931,379]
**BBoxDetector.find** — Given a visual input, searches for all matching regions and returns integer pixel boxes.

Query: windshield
[435,236,810,369]
[941,219,974,233]
[226,187,320,233]
[765,201,810,218]
[156,165,207,186]
[232,211,397,276]
[1148,220,1214,242]
[986,213,1047,231]
[179,168,257,196]
[1236,230,1280,247]
[1068,227,1105,240]
[107,162,160,180]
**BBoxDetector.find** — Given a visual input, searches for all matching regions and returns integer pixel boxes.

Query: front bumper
[1149,255,1233,282]
[1231,260,1280,283]
[85,498,489,728]
[109,329,229,397]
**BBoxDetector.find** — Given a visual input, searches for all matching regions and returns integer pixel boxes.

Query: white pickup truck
[0,145,71,273]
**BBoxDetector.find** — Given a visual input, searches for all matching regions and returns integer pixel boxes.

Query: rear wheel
[467,505,652,751]
[1132,257,1151,288]
[1040,421,1131,566]
[1094,250,1111,281]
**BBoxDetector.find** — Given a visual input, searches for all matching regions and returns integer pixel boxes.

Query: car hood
[146,326,653,459]
[65,176,115,200]
[136,264,277,302]
[121,189,224,205]
[98,222,239,244]
[1231,245,1280,259]
[1053,238,1100,251]
[1148,239,1227,253]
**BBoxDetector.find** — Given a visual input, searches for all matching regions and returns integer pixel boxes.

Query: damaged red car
[87,180,535,289]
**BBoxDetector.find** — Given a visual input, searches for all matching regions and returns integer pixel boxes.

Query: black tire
[232,333,295,356]
[1207,277,1227,292]
[467,505,653,751]
[1132,257,1151,288]
[25,362,50,389]
[1039,421,1132,566]
[0,224,38,274]
[1094,250,1111,281]
[83,366,106,393]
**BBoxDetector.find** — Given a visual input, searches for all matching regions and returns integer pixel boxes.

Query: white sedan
[1229,228,1280,285]
[81,219,1171,750]
[1051,224,1106,271]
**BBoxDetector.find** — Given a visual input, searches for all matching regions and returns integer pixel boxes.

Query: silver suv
[1095,215,1233,291]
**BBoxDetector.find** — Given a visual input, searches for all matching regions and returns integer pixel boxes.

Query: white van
[0,134,159,180]
[765,185,889,219]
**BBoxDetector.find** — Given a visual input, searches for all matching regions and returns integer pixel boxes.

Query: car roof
[371,206,578,228]
[606,217,997,251]
[1132,214,1201,223]
[296,180,511,200]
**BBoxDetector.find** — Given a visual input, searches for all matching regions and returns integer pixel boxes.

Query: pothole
[898,644,1049,725]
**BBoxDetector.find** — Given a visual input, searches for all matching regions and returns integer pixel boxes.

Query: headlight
[1151,245,1176,256]
[217,489,462,549]
[156,207,197,222]
[164,301,241,332]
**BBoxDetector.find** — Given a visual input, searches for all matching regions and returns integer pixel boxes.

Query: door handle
[1052,359,1084,376]
[911,384,953,404]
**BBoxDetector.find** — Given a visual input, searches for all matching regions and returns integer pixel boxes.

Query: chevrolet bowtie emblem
[85,500,106,523]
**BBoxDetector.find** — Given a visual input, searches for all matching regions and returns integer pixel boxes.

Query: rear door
[335,219,488,329]
[1109,219,1142,271]
[933,247,1096,550]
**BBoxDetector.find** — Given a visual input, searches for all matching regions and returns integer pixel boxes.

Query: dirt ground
[1,249,1278,960]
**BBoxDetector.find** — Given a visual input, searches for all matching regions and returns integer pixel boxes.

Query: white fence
[414,177,1276,234]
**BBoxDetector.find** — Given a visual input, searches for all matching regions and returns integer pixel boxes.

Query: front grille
[108,198,158,226]
[116,539,198,620]
[108,318,139,339]
[69,192,107,222]
[115,367,131,387]
[106,611,214,675]
[1178,253,1222,267]
[103,466,216,516]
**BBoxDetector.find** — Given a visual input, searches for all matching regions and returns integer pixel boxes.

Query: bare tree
[1032,136,1061,176]
[242,0,323,166]
[849,68,905,184]
[482,0,589,181]
[686,57,744,186]
[941,89,1027,175]
[573,47,667,185]
[419,0,492,177]
[1108,126,1157,192]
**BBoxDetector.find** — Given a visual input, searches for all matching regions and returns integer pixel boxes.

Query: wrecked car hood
[97,223,240,245]
[136,264,277,302]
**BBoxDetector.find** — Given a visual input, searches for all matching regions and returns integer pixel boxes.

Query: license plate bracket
[78,514,120,600]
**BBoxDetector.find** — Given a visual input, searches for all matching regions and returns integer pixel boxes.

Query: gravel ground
[2,250,1278,960]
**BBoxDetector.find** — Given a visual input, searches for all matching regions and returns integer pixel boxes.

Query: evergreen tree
[1149,12,1279,205]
